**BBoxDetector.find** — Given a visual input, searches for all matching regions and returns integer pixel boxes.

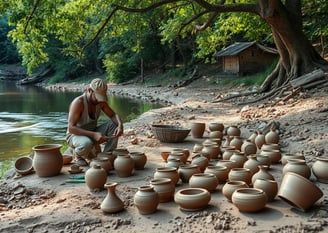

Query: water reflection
[0,81,162,163]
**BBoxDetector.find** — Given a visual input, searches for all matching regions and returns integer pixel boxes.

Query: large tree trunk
[259,0,328,92]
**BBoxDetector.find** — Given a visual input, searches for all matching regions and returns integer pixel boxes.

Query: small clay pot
[231,188,267,212]
[222,181,249,201]
[134,186,159,214]
[230,151,247,168]
[178,164,201,183]
[14,156,33,175]
[113,155,134,177]
[129,152,147,170]
[255,131,265,149]
[281,153,305,166]
[154,167,180,185]
[101,182,124,213]
[230,136,243,151]
[265,127,280,144]
[312,157,328,183]
[228,168,252,185]
[241,140,257,156]
[251,165,275,185]
[191,154,209,172]
[174,188,211,211]
[227,126,241,137]
[150,178,175,202]
[90,157,112,174]
[243,155,261,176]
[85,164,107,191]
[260,149,281,164]
[204,165,229,183]
[208,122,224,132]
[160,151,171,162]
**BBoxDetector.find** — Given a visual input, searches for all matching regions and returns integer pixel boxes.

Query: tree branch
[24,0,42,34]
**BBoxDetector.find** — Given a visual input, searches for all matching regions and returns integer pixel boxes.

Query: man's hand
[93,132,109,144]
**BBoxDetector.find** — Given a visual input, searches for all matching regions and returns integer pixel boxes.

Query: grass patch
[0,160,13,179]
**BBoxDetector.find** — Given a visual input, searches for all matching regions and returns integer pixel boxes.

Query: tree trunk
[259,0,328,92]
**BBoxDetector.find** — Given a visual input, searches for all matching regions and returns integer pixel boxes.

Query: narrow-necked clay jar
[282,159,311,179]
[129,152,147,170]
[228,168,252,185]
[255,131,265,149]
[178,164,201,183]
[265,127,280,144]
[230,136,243,151]
[134,185,159,214]
[85,164,107,191]
[204,165,229,183]
[231,188,267,212]
[253,178,278,202]
[189,173,219,192]
[312,157,328,183]
[150,178,175,202]
[248,131,258,143]
[154,167,180,185]
[101,182,124,213]
[222,180,249,201]
[251,165,275,185]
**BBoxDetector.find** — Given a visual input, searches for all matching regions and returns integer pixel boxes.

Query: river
[0,81,162,164]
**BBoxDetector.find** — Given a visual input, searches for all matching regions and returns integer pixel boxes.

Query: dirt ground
[1,76,328,233]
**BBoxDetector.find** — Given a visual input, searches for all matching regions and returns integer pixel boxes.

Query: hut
[214,42,278,76]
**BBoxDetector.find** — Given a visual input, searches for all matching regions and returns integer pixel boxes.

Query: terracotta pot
[134,186,159,214]
[168,152,187,164]
[178,164,201,183]
[251,165,275,185]
[221,146,236,160]
[189,173,219,192]
[227,126,241,137]
[171,148,190,161]
[265,127,280,144]
[208,130,223,139]
[85,164,107,191]
[190,122,206,138]
[248,131,258,143]
[222,181,249,201]
[230,136,243,151]
[90,157,112,174]
[101,182,124,213]
[231,188,267,212]
[193,144,203,153]
[150,178,175,202]
[223,135,233,147]
[312,157,328,183]
[216,160,237,172]
[62,154,73,165]
[160,151,171,162]
[154,167,180,185]
[282,159,311,179]
[260,149,281,164]
[129,152,147,170]
[208,122,224,132]
[97,151,117,166]
[253,178,278,202]
[14,156,33,175]
[254,131,265,149]
[241,139,257,156]
[191,154,209,172]
[166,158,183,168]
[228,168,252,185]
[201,144,221,160]
[278,172,323,212]
[113,155,134,177]
[230,151,247,168]
[281,153,305,166]
[174,188,211,211]
[261,143,280,151]
[243,155,261,176]
[204,165,229,183]
[32,144,63,177]
[256,154,271,168]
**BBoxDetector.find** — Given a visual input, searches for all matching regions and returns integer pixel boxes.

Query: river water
[0,81,162,164]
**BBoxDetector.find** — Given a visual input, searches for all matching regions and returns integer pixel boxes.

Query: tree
[1,0,327,91]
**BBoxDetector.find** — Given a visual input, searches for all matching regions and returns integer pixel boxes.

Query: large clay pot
[312,157,328,183]
[174,188,211,211]
[243,155,261,176]
[282,159,311,179]
[90,157,112,174]
[150,178,175,202]
[230,136,243,151]
[85,164,107,191]
[101,182,124,213]
[32,144,63,177]
[154,167,180,185]
[190,122,206,138]
[251,165,275,185]
[201,144,221,160]
[189,173,219,192]
[204,165,229,183]
[227,125,241,137]
[222,180,248,201]
[281,153,305,166]
[208,122,224,132]
[265,127,280,144]
[222,146,236,160]
[134,186,159,214]
[113,154,134,177]
[241,140,257,156]
[278,172,323,212]
[129,152,147,170]
[231,188,267,212]
[178,164,201,183]
[230,151,247,168]
[228,168,252,185]
[260,149,282,164]
[255,131,265,149]
[191,154,209,172]
[253,178,278,202]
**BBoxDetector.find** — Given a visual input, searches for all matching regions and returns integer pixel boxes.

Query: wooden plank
[289,69,325,88]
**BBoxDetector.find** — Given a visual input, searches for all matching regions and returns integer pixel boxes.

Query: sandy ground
[1,77,328,233]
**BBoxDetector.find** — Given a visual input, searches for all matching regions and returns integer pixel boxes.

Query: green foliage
[0,160,12,180]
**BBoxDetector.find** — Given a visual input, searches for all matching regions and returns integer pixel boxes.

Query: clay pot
[178,164,201,183]
[261,143,280,151]
[191,154,209,172]
[129,152,147,170]
[230,151,247,168]
[174,188,211,211]
[253,178,278,202]
[265,127,280,144]
[193,144,203,153]
[32,144,63,177]
[241,140,257,156]
[201,144,221,159]
[255,131,265,149]
[160,151,171,162]
[98,151,117,166]
[223,135,233,147]
[216,160,237,172]
[227,126,241,137]
[281,153,305,166]
[243,155,261,176]
[256,154,271,168]
[228,168,252,185]
[112,148,129,156]
[168,152,187,164]
[204,165,229,183]
[14,156,33,175]
[150,178,175,202]
[172,148,190,161]
[134,186,159,214]
[85,164,107,191]
[282,159,311,179]
[101,182,124,213]
[208,130,223,139]
[231,188,267,212]
[166,158,183,168]
[208,122,224,132]
[248,131,258,143]
[154,167,180,185]
[312,157,328,183]
[260,149,281,164]
[230,136,243,151]
[251,165,275,185]
[113,155,134,177]
[62,154,73,165]
[278,172,323,212]
[90,157,112,174]
[190,122,206,138]
[189,173,219,192]
[222,180,249,201]
[222,146,236,160]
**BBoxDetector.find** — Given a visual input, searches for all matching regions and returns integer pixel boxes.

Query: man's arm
[100,103,123,137]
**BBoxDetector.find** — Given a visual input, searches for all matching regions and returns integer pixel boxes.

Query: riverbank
[1,78,328,233]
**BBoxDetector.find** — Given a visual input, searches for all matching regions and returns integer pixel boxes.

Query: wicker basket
[152,125,191,143]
